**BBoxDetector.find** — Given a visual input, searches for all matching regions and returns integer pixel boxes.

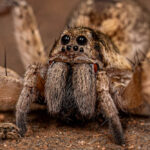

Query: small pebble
[0,114,5,121]
[140,122,144,126]
[102,147,105,150]
[78,140,85,145]
[128,145,134,149]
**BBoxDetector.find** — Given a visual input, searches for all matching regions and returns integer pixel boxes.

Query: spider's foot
[16,111,27,137]
[0,123,21,140]
[109,118,125,145]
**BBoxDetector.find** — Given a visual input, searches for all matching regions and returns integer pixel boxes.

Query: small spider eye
[76,36,87,45]
[61,35,70,45]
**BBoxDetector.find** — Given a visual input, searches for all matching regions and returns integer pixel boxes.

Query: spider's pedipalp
[96,71,124,145]
[16,64,44,136]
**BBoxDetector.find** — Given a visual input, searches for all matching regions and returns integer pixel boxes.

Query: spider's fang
[49,61,53,65]
[94,63,99,73]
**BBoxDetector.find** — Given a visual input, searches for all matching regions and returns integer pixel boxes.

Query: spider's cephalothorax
[16,27,132,145]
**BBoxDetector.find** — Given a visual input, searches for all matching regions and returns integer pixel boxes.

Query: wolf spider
[0,0,150,145]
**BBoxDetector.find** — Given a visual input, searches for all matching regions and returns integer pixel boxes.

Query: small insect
[0,0,150,146]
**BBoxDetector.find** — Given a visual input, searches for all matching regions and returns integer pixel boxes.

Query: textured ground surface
[0,0,150,150]
[0,111,150,150]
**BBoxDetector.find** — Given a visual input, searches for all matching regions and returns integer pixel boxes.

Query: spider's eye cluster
[61,35,70,45]
[60,34,87,53]
[76,36,87,45]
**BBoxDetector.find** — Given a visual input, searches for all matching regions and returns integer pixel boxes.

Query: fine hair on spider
[4,48,7,76]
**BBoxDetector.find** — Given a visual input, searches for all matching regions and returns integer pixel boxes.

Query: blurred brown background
[0,0,149,75]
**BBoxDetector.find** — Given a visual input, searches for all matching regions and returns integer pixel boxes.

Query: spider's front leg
[16,64,46,136]
[96,71,124,145]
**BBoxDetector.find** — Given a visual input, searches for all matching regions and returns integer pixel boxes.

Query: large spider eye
[61,35,70,45]
[76,36,87,45]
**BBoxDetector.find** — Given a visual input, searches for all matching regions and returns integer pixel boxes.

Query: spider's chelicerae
[0,0,150,146]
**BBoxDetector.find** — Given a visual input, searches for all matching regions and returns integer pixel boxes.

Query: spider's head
[49,27,131,70]
[49,27,103,66]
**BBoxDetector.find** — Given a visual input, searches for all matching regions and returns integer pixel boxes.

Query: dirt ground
[0,110,150,150]
[0,0,150,150]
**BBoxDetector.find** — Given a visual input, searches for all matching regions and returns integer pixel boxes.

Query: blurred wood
[0,66,21,79]
[0,67,23,111]
[0,66,46,111]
